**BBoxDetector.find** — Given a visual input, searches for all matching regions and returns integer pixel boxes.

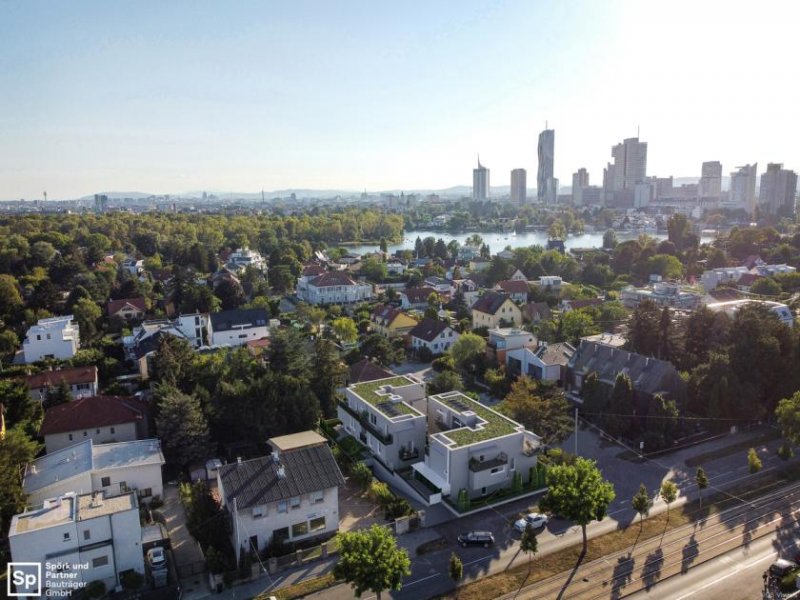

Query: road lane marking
[674,553,775,600]
[404,573,441,587]
[463,554,494,567]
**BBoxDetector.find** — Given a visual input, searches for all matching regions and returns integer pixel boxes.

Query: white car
[514,512,548,533]
[147,547,167,571]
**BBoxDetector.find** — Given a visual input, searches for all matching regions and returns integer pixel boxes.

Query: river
[344,229,717,255]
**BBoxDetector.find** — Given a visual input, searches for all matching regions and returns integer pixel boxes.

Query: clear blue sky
[1,0,798,199]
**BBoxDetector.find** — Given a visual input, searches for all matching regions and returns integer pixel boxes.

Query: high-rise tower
[473,156,490,200]
[537,128,555,203]
[510,168,527,203]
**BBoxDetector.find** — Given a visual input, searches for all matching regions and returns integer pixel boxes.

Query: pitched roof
[371,304,401,325]
[107,297,147,316]
[409,318,450,342]
[302,264,327,277]
[209,308,269,332]
[565,298,603,310]
[218,444,344,508]
[26,366,98,389]
[497,280,529,294]
[402,287,436,304]
[348,358,395,384]
[737,273,762,286]
[308,271,358,288]
[524,302,552,321]
[472,291,511,315]
[39,395,148,436]
[535,342,575,367]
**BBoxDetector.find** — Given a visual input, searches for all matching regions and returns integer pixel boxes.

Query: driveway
[157,483,205,576]
[338,478,384,532]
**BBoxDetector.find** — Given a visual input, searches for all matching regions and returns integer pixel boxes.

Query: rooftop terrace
[430,391,520,447]
[350,376,424,418]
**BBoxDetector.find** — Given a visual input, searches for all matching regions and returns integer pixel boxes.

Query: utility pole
[574,406,579,455]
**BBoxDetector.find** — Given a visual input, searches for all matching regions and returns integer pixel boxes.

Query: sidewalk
[180,528,442,600]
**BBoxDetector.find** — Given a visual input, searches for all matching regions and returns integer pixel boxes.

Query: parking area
[338,478,385,532]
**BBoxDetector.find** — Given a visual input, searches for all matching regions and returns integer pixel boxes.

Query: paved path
[158,483,204,574]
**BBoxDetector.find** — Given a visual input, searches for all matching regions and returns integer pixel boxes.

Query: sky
[1,0,799,199]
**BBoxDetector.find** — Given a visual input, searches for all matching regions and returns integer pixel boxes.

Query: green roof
[432,392,520,446]
[350,376,422,418]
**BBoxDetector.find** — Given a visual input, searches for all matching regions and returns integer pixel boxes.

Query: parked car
[514,512,549,533]
[147,547,168,571]
[458,531,495,548]
[770,558,798,578]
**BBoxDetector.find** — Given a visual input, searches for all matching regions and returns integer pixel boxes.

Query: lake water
[345,230,717,255]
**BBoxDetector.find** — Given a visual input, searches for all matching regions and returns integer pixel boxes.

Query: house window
[68,434,73,441]
[277,501,288,514]
[96,429,100,434]
[510,458,516,471]
[273,527,289,544]
[110,427,115,434]
[101,476,111,487]
[292,521,309,538]
[310,490,324,504]
[36,334,41,341]
[252,506,265,518]
[92,556,108,568]
[290,496,301,510]
[139,488,152,498]
[369,413,377,425]
[83,431,87,437]
[310,516,326,532]
[83,530,91,540]
[63,532,71,541]
[47,333,51,340]
[481,487,487,495]
[491,466,502,474]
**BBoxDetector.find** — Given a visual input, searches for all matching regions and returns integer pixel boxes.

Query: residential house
[699,266,751,292]
[409,318,459,356]
[209,308,269,347]
[400,287,437,310]
[735,273,762,293]
[23,315,81,363]
[507,342,575,383]
[210,267,242,291]
[413,391,541,503]
[121,258,145,276]
[497,249,515,260]
[298,271,373,305]
[370,305,419,339]
[217,431,345,561]
[561,298,604,312]
[25,366,99,402]
[8,491,144,595]
[523,301,552,323]
[496,279,529,303]
[753,263,796,278]
[619,282,702,310]
[346,358,395,386]
[565,340,686,407]
[510,269,527,282]
[468,259,491,273]
[39,395,149,454]
[423,276,452,295]
[338,376,428,472]
[487,328,537,364]
[226,248,267,272]
[580,332,627,348]
[386,259,407,275]
[471,292,523,329]
[107,297,147,321]
[23,439,165,506]
[706,299,794,327]
[533,275,564,292]
[124,319,193,379]
[337,252,362,266]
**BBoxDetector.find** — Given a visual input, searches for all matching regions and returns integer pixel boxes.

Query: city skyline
[1,1,799,199]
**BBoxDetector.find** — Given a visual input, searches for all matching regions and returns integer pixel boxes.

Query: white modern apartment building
[413,391,541,503]
[23,439,166,506]
[218,432,345,562]
[8,491,144,595]
[700,263,795,292]
[620,281,703,309]
[706,299,794,328]
[338,376,428,472]
[226,248,267,272]
[209,308,269,346]
[23,315,81,363]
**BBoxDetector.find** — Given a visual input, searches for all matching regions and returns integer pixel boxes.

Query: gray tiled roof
[210,308,268,332]
[472,291,509,315]
[218,444,344,508]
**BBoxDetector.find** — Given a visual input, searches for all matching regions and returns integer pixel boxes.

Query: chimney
[277,464,286,479]
[91,492,103,508]
[236,456,242,465]
[271,450,279,463]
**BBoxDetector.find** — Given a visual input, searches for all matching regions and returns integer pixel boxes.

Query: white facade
[706,299,794,328]
[46,421,138,455]
[534,275,563,290]
[23,315,81,363]
[727,164,758,214]
[700,266,750,291]
[175,313,209,347]
[8,492,144,594]
[410,326,459,355]
[227,248,267,271]
[303,279,373,305]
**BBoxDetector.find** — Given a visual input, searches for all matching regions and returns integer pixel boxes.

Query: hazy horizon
[2,0,798,199]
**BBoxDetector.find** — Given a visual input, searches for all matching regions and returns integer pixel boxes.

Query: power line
[579,411,760,423]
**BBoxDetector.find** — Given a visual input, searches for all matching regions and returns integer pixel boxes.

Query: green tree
[268,328,312,378]
[73,297,102,342]
[548,220,566,240]
[332,317,358,344]
[628,300,661,357]
[333,524,412,600]
[0,274,23,317]
[581,371,606,415]
[560,310,599,345]
[43,380,72,410]
[151,335,196,391]
[155,387,211,469]
[776,391,800,446]
[310,339,346,418]
[361,256,388,281]
[214,279,246,310]
[605,373,634,439]
[747,448,762,474]
[428,370,464,394]
[0,379,40,431]
[645,254,684,280]
[351,463,373,490]
[449,552,463,594]
[631,483,652,533]
[520,523,539,583]
[359,334,403,366]
[501,377,572,445]
[450,333,486,372]
[602,229,618,249]
[540,457,616,555]
[659,480,678,522]
[0,329,19,357]
[0,426,42,531]
[750,278,781,296]
[695,467,709,508]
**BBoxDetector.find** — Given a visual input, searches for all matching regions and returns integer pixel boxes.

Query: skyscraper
[473,157,490,200]
[604,137,647,207]
[729,163,758,216]
[572,168,589,205]
[700,161,722,198]
[759,163,798,217]
[510,168,527,203]
[537,128,556,203]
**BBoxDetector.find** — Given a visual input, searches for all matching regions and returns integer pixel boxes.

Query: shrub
[351,462,373,490]
[368,480,394,506]
[85,580,106,599]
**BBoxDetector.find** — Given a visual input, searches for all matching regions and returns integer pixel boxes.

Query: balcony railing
[338,399,394,445]
[399,447,420,461]
[469,452,508,472]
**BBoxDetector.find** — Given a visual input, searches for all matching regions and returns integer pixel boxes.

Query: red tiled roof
[497,280,529,294]
[25,366,98,389]
[349,358,394,384]
[302,264,327,277]
[39,395,147,436]
[401,287,436,304]
[308,271,358,288]
[107,297,147,316]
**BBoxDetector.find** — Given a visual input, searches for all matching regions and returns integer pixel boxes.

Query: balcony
[469,452,508,473]
[338,399,394,446]
[399,447,420,461]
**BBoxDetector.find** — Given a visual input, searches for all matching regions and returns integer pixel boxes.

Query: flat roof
[350,376,424,418]
[430,391,520,447]
[93,439,165,471]
[24,440,93,494]
[269,431,326,452]
[10,495,75,535]
[78,492,136,520]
